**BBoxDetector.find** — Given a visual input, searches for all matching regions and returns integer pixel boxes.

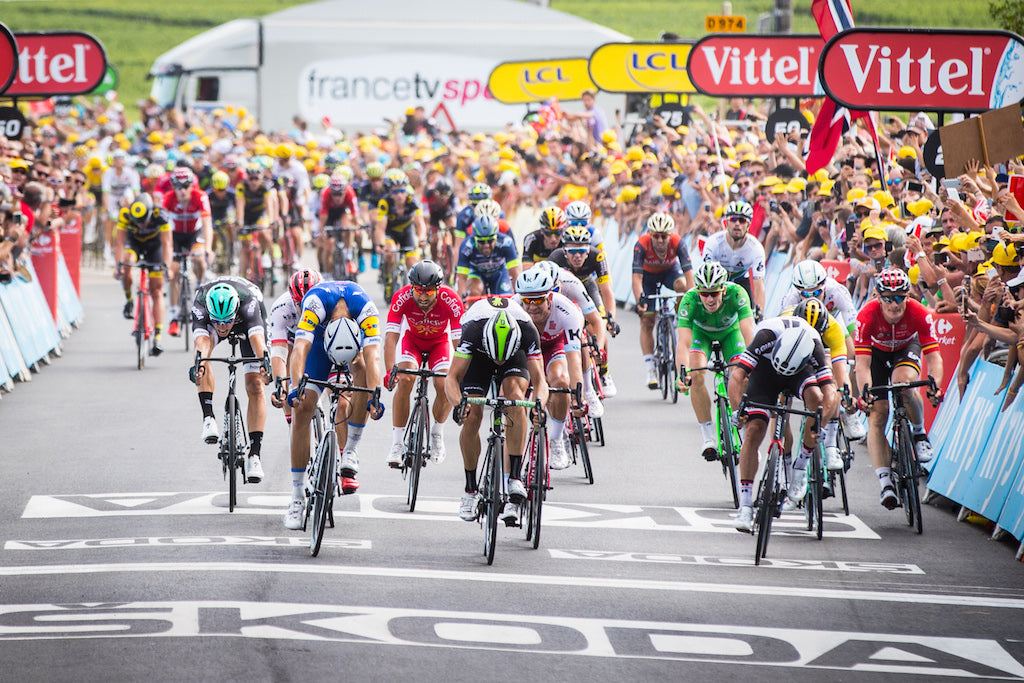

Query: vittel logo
[7,32,107,96]
[838,45,986,96]
[687,36,823,97]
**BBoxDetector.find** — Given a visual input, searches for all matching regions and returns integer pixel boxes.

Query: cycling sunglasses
[412,285,438,295]
[727,216,750,224]
[391,188,408,195]
[698,289,723,298]
[211,317,235,326]
[474,236,496,244]
[880,293,907,304]
[799,287,824,298]
[565,247,589,255]
[520,295,548,305]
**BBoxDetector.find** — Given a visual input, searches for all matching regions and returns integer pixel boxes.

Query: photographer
[0,182,28,284]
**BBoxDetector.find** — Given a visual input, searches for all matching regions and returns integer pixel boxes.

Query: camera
[816,218,828,228]
[12,212,23,225]
[769,200,780,215]
[934,252,949,265]
[984,237,1001,252]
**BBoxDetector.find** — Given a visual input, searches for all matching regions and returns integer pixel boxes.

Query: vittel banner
[819,28,1024,113]
[0,23,18,95]
[687,35,825,98]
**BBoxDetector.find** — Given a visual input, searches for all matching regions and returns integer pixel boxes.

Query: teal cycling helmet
[206,283,240,323]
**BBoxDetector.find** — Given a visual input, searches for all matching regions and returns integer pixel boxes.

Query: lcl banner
[819,28,1024,113]
[4,31,107,97]
[687,35,824,98]
[587,42,696,94]
[488,58,595,104]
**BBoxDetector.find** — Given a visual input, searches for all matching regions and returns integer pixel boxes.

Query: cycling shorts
[468,268,513,296]
[540,336,567,372]
[868,339,922,389]
[690,328,746,365]
[172,231,204,254]
[125,236,164,277]
[386,226,417,252]
[399,332,452,372]
[460,349,529,395]
[641,267,685,304]
[741,363,834,424]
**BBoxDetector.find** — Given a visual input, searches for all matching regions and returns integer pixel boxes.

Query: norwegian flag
[805,0,878,175]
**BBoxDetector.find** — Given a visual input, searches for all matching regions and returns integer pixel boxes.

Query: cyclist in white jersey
[267,271,324,428]
[101,149,140,260]
[701,201,766,315]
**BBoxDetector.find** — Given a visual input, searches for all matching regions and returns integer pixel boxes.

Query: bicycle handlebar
[737,396,820,421]
[190,349,270,383]
[863,376,940,406]
[296,374,381,404]
[388,363,447,390]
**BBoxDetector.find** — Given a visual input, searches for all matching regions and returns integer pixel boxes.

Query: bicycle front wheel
[310,431,337,557]
[717,397,740,509]
[226,394,239,512]
[572,415,594,485]
[898,420,923,534]
[407,400,428,512]
[525,429,546,549]
[809,446,824,540]
[482,442,501,565]
[754,445,780,565]
[179,274,191,352]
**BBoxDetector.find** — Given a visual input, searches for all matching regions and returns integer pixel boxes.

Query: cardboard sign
[938,102,1024,177]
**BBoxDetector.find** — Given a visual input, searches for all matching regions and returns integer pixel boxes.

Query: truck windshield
[150,74,180,109]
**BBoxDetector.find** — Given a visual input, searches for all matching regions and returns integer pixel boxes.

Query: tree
[990,0,1024,37]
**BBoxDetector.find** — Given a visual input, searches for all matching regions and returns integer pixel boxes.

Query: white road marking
[0,601,1017,677]
[20,493,881,539]
[4,536,370,551]
[0,562,1019,610]
[546,549,925,574]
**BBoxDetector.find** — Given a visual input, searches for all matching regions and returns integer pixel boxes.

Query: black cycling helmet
[409,260,444,288]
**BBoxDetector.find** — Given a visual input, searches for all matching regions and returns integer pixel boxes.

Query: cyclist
[285,279,385,529]
[445,299,548,525]
[514,267,589,467]
[632,212,694,388]
[268,269,324,428]
[206,170,236,266]
[676,260,755,460]
[234,162,274,282]
[383,260,465,467]
[455,214,521,299]
[423,177,459,270]
[192,277,271,485]
[375,170,426,277]
[101,148,141,263]
[550,225,617,338]
[113,194,172,356]
[275,172,305,270]
[701,201,767,316]
[564,199,606,253]
[854,268,944,510]
[728,316,835,531]
[318,171,360,277]
[454,182,492,242]
[356,161,387,235]
[522,207,567,268]
[163,167,213,337]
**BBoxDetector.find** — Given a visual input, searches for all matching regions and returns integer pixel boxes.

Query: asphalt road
[2,265,1023,682]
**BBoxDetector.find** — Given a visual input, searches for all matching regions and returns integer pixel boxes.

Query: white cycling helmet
[769,320,816,376]
[792,259,827,291]
[516,268,556,295]
[474,198,502,218]
[324,318,362,366]
[694,261,728,291]
[482,310,522,363]
[564,200,592,225]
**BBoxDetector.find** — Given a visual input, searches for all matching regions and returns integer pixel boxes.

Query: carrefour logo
[934,317,954,336]
[588,42,696,94]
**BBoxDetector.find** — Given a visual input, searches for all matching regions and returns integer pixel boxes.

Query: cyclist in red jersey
[163,168,212,336]
[318,172,360,276]
[854,268,944,510]
[383,260,465,468]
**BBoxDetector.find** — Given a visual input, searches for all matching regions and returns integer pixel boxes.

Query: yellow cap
[626,146,644,161]
[814,168,830,183]
[873,190,896,209]
[932,236,951,250]
[993,242,1019,266]
[601,130,617,144]
[788,177,807,191]
[676,125,689,135]
[610,160,629,175]
[759,175,781,187]
[735,142,754,153]
[660,178,678,197]
[818,180,836,196]
[908,263,920,284]
[784,181,803,194]
[86,156,103,169]
[498,147,515,160]
[906,198,934,217]
[617,185,641,203]
[846,187,867,202]
[976,259,995,276]
[862,226,888,242]
[898,145,917,159]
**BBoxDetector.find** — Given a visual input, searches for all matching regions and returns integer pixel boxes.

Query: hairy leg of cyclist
[465,275,485,300]
[546,360,571,470]
[290,225,304,266]
[192,241,207,284]
[388,361,417,468]
[168,258,182,315]
[285,388,319,528]
[893,362,931,459]
[148,269,166,354]
[735,416,768,531]
[640,311,657,388]
[687,350,717,460]
[502,374,530,505]
[238,234,252,279]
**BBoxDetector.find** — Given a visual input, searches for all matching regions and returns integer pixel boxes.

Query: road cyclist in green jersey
[677,261,755,460]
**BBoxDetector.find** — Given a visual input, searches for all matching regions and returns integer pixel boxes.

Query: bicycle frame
[648,291,685,403]
[123,261,160,370]
[684,340,740,508]
[393,362,447,512]
[173,251,192,351]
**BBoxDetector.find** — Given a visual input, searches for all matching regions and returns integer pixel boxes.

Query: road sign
[705,15,747,33]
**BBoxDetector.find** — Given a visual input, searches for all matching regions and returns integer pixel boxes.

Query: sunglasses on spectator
[520,295,548,305]
[799,287,824,298]
[642,163,656,169]
[737,181,751,188]
[855,210,871,218]
[412,285,438,295]
[864,241,886,251]
[880,294,907,304]
[11,168,27,175]
[566,247,589,255]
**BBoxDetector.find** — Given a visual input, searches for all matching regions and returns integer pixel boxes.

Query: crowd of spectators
[2,92,1024,409]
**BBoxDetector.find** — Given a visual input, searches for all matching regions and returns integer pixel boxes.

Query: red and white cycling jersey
[854,298,939,356]
[162,188,211,234]
[513,291,584,352]
[386,284,464,341]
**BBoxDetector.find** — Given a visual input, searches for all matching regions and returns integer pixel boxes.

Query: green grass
[0,0,998,122]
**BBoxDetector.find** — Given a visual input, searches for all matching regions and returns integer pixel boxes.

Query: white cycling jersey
[513,291,584,352]
[553,269,598,316]
[779,277,857,330]
[701,231,766,281]
[268,291,299,345]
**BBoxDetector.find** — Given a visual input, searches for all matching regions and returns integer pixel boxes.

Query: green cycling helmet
[206,283,240,323]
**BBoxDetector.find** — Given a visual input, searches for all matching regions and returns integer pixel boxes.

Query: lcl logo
[630,52,687,71]
[522,67,570,84]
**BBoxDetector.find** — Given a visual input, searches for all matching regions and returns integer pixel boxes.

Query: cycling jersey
[550,246,611,285]
[455,297,542,362]
[854,298,939,356]
[117,207,171,242]
[206,188,235,223]
[192,276,266,342]
[386,284,465,342]
[296,281,381,347]
[552,269,598,316]
[236,181,272,226]
[677,282,753,335]
[102,167,140,215]
[780,278,857,330]
[521,229,558,265]
[424,190,458,228]
[781,305,846,364]
[513,291,584,353]
[356,180,386,209]
[737,316,832,377]
[632,232,693,275]
[268,291,299,346]
[701,231,767,282]
[320,186,359,226]
[454,205,476,240]
[154,173,198,197]
[162,188,211,234]
[377,195,422,233]
[456,233,520,278]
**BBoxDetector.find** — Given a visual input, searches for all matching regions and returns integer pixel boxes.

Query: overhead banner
[6,31,107,97]
[819,28,1024,113]
[587,42,696,94]
[687,35,824,98]
[487,58,595,104]
[0,22,18,95]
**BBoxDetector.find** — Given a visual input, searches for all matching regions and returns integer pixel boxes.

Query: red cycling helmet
[171,167,194,189]
[289,269,323,304]
[875,267,911,294]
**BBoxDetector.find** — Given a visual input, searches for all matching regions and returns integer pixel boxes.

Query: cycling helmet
[433,177,452,195]
[175,157,193,170]
[724,201,754,221]
[312,173,330,190]
[532,259,562,286]
[693,261,728,291]
[211,171,230,190]
[793,297,830,335]
[171,167,193,189]
[324,317,363,366]
[482,310,522,363]
[539,206,567,234]
[473,214,500,241]
[223,154,239,170]
[190,143,207,157]
[244,162,264,180]
[516,268,556,295]
[562,225,592,245]
[792,259,828,291]
[205,282,240,323]
[365,162,385,179]
[324,150,344,170]
[564,200,592,225]
[145,163,164,180]
[383,169,409,192]
[409,260,444,288]
[337,165,354,182]
[289,269,323,305]
[474,198,502,218]
[468,182,492,203]
[770,322,816,376]
[127,194,154,225]
[329,171,348,192]
[647,212,675,234]
[875,267,911,294]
